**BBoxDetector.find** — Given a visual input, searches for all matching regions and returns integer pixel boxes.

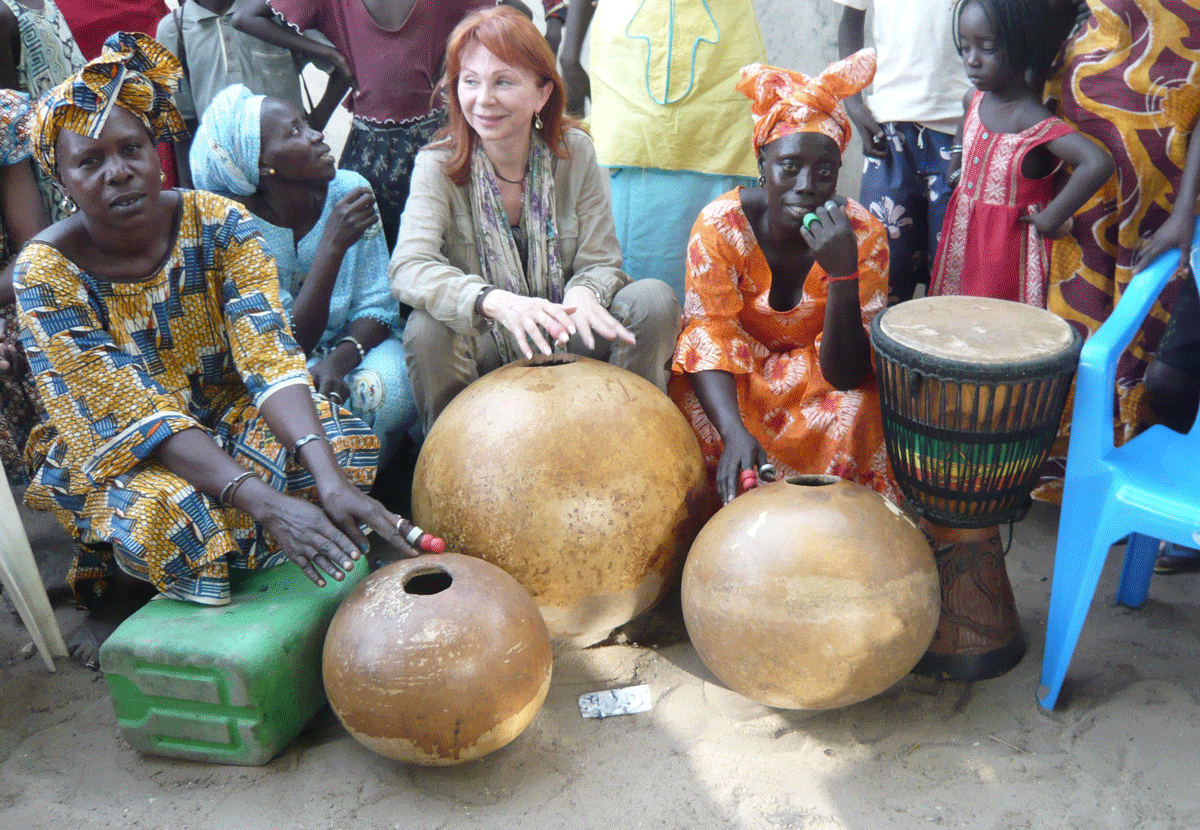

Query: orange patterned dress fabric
[668,190,898,502]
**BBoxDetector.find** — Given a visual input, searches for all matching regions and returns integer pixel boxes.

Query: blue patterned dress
[15,191,380,606]
[255,169,418,461]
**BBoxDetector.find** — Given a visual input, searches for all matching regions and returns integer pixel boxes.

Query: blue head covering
[190,83,265,196]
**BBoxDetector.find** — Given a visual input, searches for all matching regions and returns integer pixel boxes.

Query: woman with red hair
[390,5,680,430]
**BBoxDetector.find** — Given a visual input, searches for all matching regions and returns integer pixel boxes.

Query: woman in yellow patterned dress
[669,52,896,505]
[14,34,420,660]
[1038,0,1200,500]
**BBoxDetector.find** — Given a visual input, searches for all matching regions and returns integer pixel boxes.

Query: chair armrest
[1068,220,1195,458]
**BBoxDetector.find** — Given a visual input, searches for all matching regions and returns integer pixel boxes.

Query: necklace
[493,164,528,185]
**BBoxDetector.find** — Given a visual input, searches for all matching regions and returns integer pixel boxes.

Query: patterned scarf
[737,49,876,155]
[31,31,188,183]
[469,132,563,364]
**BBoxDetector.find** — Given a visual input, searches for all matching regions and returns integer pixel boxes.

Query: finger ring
[329,392,342,404]
[823,199,838,212]
[758,463,777,482]
[803,213,820,230]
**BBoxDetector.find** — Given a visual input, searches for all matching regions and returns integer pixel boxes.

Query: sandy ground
[3,493,1200,830]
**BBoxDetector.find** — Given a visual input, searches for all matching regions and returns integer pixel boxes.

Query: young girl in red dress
[929,0,1111,307]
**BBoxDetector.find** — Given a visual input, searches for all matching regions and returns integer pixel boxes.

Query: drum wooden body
[871,297,1082,528]
[869,297,1082,681]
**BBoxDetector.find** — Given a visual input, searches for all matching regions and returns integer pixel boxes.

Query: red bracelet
[826,272,859,283]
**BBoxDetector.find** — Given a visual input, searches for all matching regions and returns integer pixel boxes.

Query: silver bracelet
[219,470,257,507]
[291,432,326,457]
[336,335,367,364]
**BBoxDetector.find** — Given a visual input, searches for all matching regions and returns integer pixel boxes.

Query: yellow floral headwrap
[737,49,877,155]
[31,31,188,182]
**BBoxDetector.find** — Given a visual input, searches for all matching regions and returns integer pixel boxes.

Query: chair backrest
[1064,215,1200,474]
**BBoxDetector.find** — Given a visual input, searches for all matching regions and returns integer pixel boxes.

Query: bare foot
[67,572,158,669]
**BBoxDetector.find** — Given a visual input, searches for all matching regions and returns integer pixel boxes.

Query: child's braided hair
[953,0,1059,89]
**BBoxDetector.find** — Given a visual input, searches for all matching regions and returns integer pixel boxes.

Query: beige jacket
[390,129,630,336]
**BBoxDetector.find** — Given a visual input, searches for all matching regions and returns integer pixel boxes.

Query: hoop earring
[60,195,76,214]
[534,112,543,131]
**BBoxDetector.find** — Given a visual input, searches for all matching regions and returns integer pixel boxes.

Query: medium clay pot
[412,354,710,640]
[682,475,939,710]
[322,554,552,765]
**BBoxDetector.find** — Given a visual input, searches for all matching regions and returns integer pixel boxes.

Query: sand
[3,497,1200,830]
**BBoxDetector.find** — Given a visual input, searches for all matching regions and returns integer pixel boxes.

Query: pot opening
[785,474,840,487]
[403,568,453,595]
[527,354,577,367]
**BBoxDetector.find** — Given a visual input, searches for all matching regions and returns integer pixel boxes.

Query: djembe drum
[871,297,1082,681]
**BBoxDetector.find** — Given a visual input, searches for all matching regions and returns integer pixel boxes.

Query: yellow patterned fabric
[1037,0,1200,501]
[589,0,765,177]
[30,31,188,182]
[14,190,378,605]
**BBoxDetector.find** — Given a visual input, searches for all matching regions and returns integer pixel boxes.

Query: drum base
[913,522,1026,682]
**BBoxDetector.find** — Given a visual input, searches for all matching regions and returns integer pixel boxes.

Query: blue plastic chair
[1038,220,1200,710]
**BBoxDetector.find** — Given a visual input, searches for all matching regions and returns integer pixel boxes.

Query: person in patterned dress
[14,34,423,662]
[669,51,899,505]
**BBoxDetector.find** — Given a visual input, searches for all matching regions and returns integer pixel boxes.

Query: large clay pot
[322,554,552,765]
[412,354,710,640]
[682,475,939,710]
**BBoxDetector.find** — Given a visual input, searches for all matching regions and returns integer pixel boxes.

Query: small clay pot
[412,354,710,640]
[322,554,552,765]
[682,475,939,710]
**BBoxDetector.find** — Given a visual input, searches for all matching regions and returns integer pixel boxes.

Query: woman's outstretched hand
[715,427,768,504]
[480,288,577,358]
[799,196,858,278]
[563,285,635,350]
[246,477,428,588]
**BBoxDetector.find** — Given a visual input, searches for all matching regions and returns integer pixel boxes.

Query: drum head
[878,297,1075,365]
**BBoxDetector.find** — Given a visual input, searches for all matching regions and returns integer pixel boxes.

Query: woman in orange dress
[669,51,897,504]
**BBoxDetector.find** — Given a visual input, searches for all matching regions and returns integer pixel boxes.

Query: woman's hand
[251,490,367,587]
[313,473,427,559]
[799,196,858,278]
[1021,209,1074,240]
[324,46,357,90]
[563,285,635,350]
[0,317,22,375]
[480,288,577,358]
[308,351,353,406]
[716,426,768,504]
[1135,208,1195,274]
[320,187,376,256]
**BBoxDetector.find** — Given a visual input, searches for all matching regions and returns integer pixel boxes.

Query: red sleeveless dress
[930,91,1074,307]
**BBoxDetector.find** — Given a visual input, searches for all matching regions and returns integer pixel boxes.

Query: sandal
[1154,542,1200,575]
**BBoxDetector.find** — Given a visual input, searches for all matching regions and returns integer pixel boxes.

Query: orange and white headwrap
[737,49,876,156]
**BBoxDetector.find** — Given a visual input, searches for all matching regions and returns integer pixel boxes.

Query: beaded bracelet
[219,470,257,507]
[826,271,860,283]
[336,335,367,364]
[291,432,325,457]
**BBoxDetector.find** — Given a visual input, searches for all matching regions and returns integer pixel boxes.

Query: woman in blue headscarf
[191,84,417,466]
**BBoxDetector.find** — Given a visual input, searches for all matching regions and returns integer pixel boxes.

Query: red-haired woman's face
[457,41,551,150]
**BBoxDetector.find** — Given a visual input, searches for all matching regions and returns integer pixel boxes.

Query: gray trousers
[404,279,682,431]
